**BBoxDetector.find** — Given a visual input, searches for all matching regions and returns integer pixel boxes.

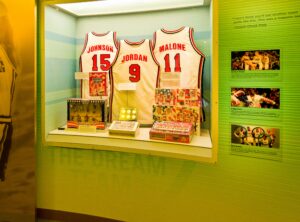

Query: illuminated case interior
[37,0,218,163]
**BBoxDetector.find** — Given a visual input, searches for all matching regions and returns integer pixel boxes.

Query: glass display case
[37,0,218,162]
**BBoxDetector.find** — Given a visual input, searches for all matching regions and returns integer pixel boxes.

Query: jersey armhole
[189,28,206,57]
[152,32,157,49]
[80,32,89,56]
[149,40,160,88]
[149,40,160,66]
[109,40,120,69]
[113,31,119,50]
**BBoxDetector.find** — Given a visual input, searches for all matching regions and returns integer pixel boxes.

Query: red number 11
[164,53,181,72]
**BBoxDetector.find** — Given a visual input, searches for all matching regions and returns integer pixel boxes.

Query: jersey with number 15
[79,31,118,99]
[110,39,160,124]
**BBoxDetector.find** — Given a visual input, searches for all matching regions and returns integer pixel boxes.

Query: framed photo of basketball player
[231,49,280,71]
[231,124,281,161]
[231,88,280,109]
[231,124,280,148]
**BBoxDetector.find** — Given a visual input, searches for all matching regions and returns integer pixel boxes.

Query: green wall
[37,1,300,222]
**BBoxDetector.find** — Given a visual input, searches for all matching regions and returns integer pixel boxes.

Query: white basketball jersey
[0,123,8,160]
[153,27,205,89]
[79,31,118,99]
[111,39,160,124]
[0,45,16,159]
[0,45,16,120]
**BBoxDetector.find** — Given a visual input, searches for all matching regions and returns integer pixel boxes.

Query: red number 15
[92,54,111,71]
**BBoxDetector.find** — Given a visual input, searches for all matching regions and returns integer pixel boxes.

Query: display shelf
[46,128,213,162]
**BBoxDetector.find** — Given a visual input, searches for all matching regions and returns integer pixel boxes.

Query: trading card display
[153,88,201,135]
[108,121,139,136]
[150,121,194,143]
[153,105,200,135]
[67,99,107,129]
[89,72,107,96]
[155,88,201,106]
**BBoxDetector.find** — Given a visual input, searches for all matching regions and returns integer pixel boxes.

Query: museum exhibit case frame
[37,0,218,163]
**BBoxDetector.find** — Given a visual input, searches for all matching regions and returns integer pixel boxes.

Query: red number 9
[129,64,140,82]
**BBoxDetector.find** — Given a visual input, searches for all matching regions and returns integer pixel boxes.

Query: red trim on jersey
[80,32,89,55]
[108,38,125,122]
[110,36,120,69]
[79,33,89,98]
[198,56,205,90]
[156,65,161,88]
[152,32,157,49]
[161,26,185,34]
[124,39,145,45]
[149,40,160,88]
[189,28,205,57]
[113,32,119,50]
[198,56,205,123]
[109,69,114,122]
[149,40,160,67]
[91,31,110,37]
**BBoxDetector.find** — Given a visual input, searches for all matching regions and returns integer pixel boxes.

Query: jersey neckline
[161,26,186,34]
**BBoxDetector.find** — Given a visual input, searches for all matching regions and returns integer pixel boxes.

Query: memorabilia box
[153,105,200,135]
[155,88,201,106]
[150,121,194,143]
[108,121,139,136]
[67,98,107,129]
[154,88,201,135]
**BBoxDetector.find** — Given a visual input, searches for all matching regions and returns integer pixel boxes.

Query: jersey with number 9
[110,39,160,124]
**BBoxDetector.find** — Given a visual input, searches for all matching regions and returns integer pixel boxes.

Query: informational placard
[219,0,300,160]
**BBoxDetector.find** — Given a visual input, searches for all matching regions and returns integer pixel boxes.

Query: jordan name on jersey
[121,54,148,63]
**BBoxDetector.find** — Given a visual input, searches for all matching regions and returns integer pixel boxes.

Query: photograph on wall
[231,88,280,109]
[0,0,35,221]
[231,49,280,71]
[231,124,280,148]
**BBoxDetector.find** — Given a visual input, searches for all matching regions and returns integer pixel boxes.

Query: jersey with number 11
[110,39,160,124]
[153,27,205,89]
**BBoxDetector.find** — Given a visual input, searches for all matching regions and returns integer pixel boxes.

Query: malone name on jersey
[159,43,186,53]
[87,44,114,53]
[121,54,148,63]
